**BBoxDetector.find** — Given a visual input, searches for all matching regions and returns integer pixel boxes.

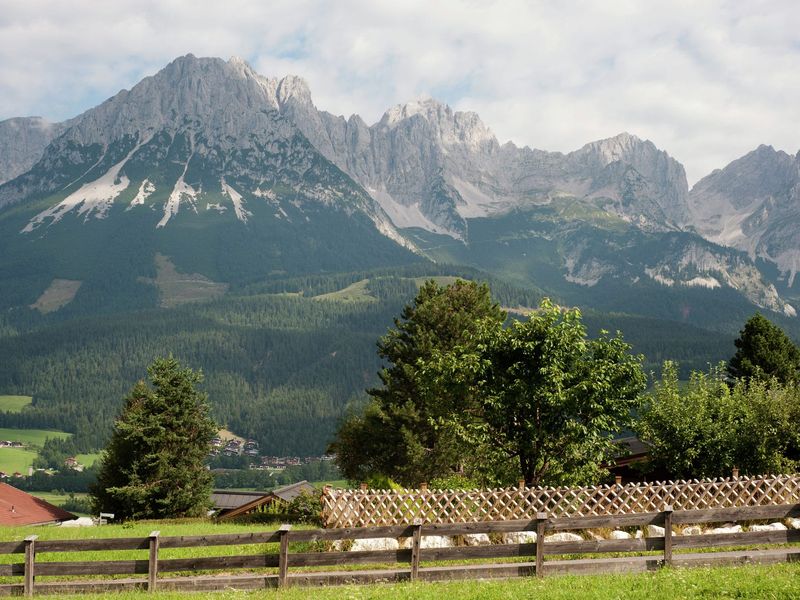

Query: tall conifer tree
[90,357,217,520]
[728,313,800,384]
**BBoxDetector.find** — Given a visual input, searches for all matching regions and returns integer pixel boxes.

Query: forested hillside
[0,262,742,457]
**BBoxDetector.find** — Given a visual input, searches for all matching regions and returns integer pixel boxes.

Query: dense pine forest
[0,262,745,457]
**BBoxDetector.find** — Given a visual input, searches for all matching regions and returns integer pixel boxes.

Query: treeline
[213,460,340,489]
[0,265,746,457]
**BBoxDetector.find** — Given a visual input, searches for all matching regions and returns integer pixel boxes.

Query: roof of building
[211,490,269,511]
[216,480,316,520]
[272,480,316,503]
[0,483,76,526]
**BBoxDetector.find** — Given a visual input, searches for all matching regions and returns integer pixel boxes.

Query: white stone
[462,533,491,546]
[349,537,399,551]
[682,526,703,536]
[420,535,454,549]
[609,530,632,540]
[749,522,787,532]
[400,535,454,549]
[646,525,666,537]
[788,518,800,530]
[708,525,742,535]
[544,532,583,543]
[59,517,95,528]
[502,531,537,544]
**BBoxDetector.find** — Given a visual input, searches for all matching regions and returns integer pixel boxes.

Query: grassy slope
[0,447,38,473]
[0,396,32,413]
[313,279,375,302]
[0,428,70,445]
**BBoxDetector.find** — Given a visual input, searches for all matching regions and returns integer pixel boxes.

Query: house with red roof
[0,483,75,526]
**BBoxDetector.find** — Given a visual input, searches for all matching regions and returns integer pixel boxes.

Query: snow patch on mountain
[22,146,140,233]
[128,179,155,210]
[158,161,198,228]
[221,178,251,223]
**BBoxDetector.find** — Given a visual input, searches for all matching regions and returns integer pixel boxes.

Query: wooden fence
[2,502,800,595]
[322,474,800,527]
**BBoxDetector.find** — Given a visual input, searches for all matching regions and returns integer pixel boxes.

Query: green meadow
[0,396,32,413]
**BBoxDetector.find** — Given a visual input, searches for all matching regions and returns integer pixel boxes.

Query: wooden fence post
[410,521,423,582]
[278,524,292,588]
[23,535,37,597]
[535,513,547,578]
[663,506,673,567]
[147,530,160,592]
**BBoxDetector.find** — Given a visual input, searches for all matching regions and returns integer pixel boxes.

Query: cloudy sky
[1,0,798,184]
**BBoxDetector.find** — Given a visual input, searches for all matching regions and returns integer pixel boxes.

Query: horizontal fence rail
[322,474,800,527]
[0,502,799,595]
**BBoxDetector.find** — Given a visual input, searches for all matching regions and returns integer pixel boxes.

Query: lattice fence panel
[322,474,800,527]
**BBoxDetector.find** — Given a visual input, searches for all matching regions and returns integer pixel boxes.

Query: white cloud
[1,0,798,184]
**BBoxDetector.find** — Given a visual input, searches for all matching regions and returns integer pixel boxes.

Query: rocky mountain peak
[379,97,496,150]
[0,117,67,184]
[275,75,313,107]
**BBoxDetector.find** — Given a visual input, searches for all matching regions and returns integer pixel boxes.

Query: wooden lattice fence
[322,474,800,527]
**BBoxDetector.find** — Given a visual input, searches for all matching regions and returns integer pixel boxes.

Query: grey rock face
[688,145,800,286]
[276,90,691,238]
[0,117,66,185]
[0,55,406,248]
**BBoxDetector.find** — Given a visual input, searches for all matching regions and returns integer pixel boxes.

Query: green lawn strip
[0,447,38,473]
[28,491,89,506]
[0,396,32,413]
[0,519,796,586]
[75,453,101,467]
[0,520,301,583]
[29,562,800,599]
[0,427,71,446]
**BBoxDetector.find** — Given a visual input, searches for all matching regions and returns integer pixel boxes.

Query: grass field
[0,447,38,473]
[313,279,375,302]
[21,562,800,599]
[0,427,70,446]
[0,519,796,597]
[75,452,101,467]
[28,491,89,506]
[0,396,32,413]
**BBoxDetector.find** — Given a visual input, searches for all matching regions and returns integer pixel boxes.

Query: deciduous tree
[425,300,646,486]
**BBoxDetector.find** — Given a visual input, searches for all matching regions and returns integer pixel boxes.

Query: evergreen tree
[90,357,217,520]
[727,313,800,384]
[330,280,506,486]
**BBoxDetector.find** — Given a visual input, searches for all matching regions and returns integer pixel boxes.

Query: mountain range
[0,54,798,454]
[1,54,797,323]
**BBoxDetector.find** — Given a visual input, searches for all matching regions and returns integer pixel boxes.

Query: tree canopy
[727,313,800,384]
[332,283,646,488]
[423,300,646,486]
[636,361,800,479]
[90,356,217,520]
[330,279,506,486]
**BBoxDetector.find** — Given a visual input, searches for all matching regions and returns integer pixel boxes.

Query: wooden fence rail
[2,502,800,596]
[322,473,800,527]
